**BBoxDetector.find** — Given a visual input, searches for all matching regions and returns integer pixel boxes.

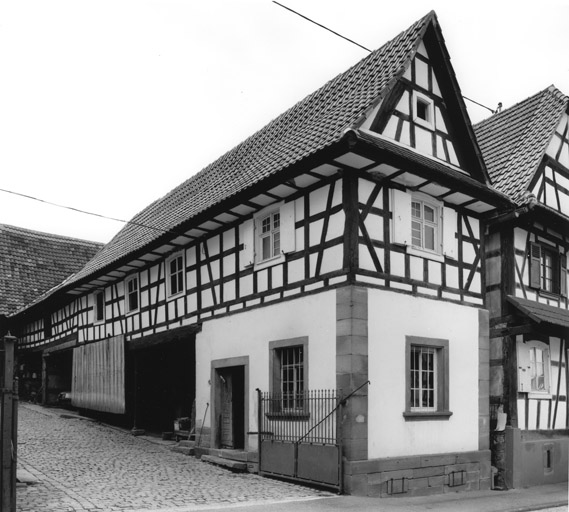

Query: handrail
[295,380,370,444]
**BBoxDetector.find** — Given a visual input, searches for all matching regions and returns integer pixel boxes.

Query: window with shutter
[253,201,295,270]
[529,243,564,295]
[529,243,542,289]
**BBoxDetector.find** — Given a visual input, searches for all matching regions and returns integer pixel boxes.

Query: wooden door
[220,372,233,448]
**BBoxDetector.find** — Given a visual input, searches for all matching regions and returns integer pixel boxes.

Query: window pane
[424,205,435,222]
[273,231,280,256]
[412,202,421,219]
[262,235,271,260]
[412,221,422,247]
[273,212,280,229]
[262,216,271,234]
[424,225,435,250]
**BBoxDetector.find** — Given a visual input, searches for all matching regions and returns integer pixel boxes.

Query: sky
[0,0,568,244]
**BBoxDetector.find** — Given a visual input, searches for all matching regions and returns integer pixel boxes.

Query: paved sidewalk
[16,403,568,512]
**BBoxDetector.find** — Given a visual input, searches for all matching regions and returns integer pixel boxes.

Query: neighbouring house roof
[474,86,569,204]
[0,224,103,316]
[63,11,441,287]
[507,296,569,330]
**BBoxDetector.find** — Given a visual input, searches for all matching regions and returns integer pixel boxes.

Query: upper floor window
[392,189,451,262]
[259,211,281,262]
[529,243,567,296]
[125,275,139,314]
[94,290,105,323]
[413,91,434,130]
[167,252,185,297]
[411,198,440,253]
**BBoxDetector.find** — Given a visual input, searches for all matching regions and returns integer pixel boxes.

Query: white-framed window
[248,201,295,270]
[413,91,435,130]
[167,252,185,297]
[404,336,451,420]
[392,189,455,261]
[410,194,443,257]
[259,210,281,262]
[269,337,308,414]
[125,275,139,314]
[518,339,551,396]
[94,290,105,323]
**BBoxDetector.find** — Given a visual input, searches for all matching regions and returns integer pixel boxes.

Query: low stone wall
[343,449,492,497]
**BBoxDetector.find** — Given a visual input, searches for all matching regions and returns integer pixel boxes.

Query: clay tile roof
[0,224,103,316]
[474,86,569,204]
[67,11,435,287]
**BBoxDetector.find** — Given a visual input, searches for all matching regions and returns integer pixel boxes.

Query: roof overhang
[507,296,569,332]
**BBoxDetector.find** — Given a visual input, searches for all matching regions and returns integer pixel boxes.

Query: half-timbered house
[11,12,514,496]
[475,86,569,489]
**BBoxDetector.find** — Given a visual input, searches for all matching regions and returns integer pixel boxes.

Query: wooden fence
[1,334,17,512]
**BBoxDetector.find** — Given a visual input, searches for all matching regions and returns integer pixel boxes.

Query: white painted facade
[196,290,337,451]
[368,289,480,458]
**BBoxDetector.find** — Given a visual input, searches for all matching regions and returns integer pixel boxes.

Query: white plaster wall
[195,290,337,441]
[368,289,480,458]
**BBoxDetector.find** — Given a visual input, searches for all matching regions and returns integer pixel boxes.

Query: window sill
[403,410,453,421]
[407,246,445,263]
[265,412,310,421]
[167,291,185,301]
[527,391,552,400]
[254,253,285,272]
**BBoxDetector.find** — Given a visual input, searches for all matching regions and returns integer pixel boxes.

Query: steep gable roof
[65,11,437,288]
[0,224,103,316]
[474,86,569,204]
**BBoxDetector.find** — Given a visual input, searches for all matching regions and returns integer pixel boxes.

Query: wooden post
[1,334,17,512]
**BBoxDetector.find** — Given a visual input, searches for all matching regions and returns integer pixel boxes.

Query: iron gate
[257,389,343,491]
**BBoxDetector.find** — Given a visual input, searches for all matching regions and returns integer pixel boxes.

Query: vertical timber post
[1,334,17,512]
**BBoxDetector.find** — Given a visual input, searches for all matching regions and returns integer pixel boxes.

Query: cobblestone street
[16,404,329,512]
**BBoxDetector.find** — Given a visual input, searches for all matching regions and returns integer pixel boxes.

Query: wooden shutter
[560,251,567,297]
[391,188,412,245]
[280,201,296,254]
[529,243,542,289]
[442,207,458,259]
[517,341,532,393]
[240,218,255,268]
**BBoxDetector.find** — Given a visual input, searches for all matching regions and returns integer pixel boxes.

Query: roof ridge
[474,86,555,130]
[0,223,104,247]
[137,11,436,219]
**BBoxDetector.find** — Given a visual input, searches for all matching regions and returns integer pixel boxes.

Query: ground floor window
[517,338,551,396]
[404,336,451,420]
[269,337,308,414]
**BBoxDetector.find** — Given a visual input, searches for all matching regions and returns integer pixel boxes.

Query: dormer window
[413,91,434,130]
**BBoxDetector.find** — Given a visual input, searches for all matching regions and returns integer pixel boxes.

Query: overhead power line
[273,1,497,114]
[273,1,372,53]
[0,187,176,236]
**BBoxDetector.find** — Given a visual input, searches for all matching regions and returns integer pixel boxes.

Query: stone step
[171,445,194,456]
[206,448,257,462]
[201,455,247,472]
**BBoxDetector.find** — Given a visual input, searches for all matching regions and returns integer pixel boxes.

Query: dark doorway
[130,337,195,433]
[216,366,245,449]
[44,349,73,405]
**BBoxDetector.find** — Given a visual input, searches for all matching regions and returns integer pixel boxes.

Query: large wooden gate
[1,335,17,512]
[257,389,343,492]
